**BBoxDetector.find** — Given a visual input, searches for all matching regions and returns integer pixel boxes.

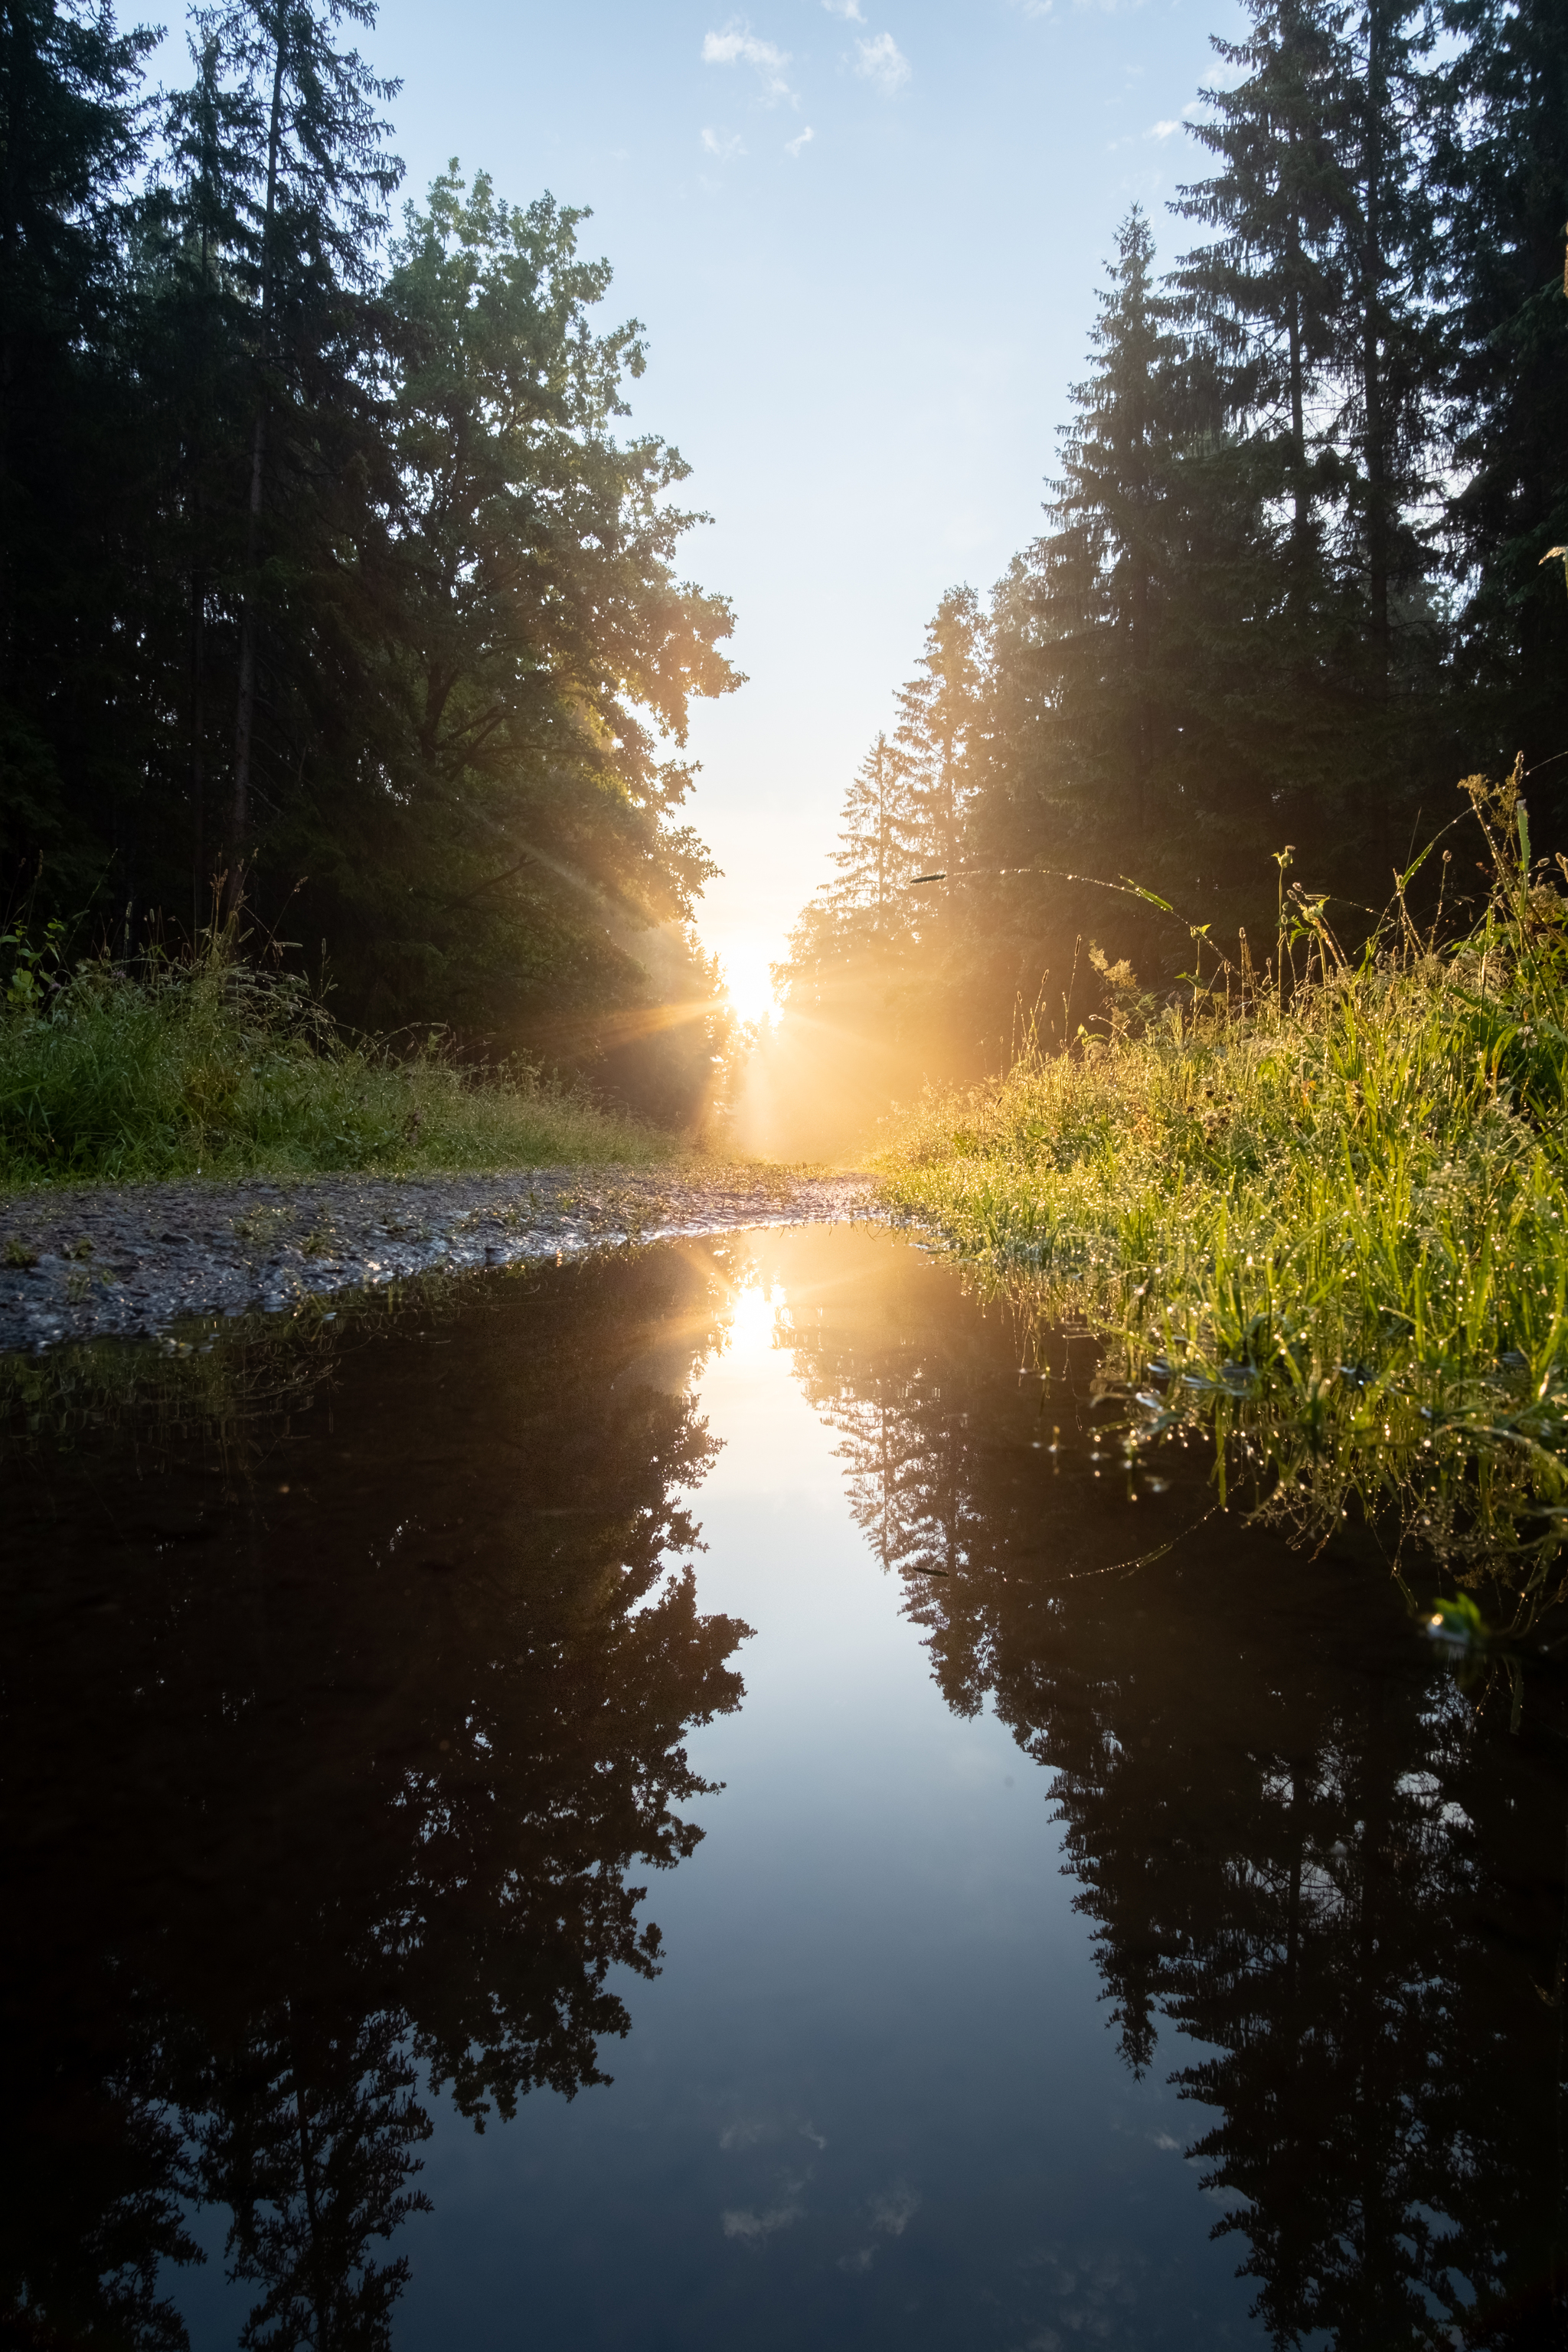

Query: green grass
[0,929,675,1186]
[878,767,1568,1604]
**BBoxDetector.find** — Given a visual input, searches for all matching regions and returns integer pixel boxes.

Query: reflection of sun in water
[720,936,780,1027]
[724,1279,780,1361]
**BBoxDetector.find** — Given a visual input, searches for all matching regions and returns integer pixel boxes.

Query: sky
[189,0,1250,1019]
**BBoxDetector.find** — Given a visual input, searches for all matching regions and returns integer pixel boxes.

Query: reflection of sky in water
[387,1236,1255,2352]
[18,1224,1544,2352]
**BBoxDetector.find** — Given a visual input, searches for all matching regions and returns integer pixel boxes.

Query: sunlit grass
[0,926,675,1187]
[879,767,1568,1597]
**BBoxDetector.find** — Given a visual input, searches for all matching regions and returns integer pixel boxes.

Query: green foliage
[1433,0,1568,790]
[271,165,736,1055]
[776,0,1567,1120]
[0,925,671,1184]
[878,771,1568,1573]
[1,2,737,1129]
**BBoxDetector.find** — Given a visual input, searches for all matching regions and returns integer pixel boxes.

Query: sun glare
[724,1277,780,1361]
[721,938,780,1028]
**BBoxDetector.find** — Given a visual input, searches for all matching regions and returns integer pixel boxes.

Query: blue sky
[195,0,1250,1013]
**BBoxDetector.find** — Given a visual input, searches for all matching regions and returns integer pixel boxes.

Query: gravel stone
[0,1167,884,1353]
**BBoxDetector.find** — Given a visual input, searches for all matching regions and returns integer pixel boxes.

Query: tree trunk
[1287,193,1308,560]
[191,562,206,933]
[230,26,287,890]
[1361,0,1390,688]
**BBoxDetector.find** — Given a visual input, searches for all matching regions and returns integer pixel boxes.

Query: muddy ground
[0,1167,884,1352]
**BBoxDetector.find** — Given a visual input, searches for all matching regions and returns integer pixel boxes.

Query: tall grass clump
[880,767,1568,1596]
[0,922,675,1185]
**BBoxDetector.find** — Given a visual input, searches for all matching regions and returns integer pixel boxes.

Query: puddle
[2,1226,1564,2349]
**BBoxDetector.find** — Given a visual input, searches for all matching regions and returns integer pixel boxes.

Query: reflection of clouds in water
[720,2171,808,2242]
[717,2112,828,2151]
[1007,2246,1144,2349]
[869,2181,920,2236]
[838,2179,921,2272]
[718,2118,767,2150]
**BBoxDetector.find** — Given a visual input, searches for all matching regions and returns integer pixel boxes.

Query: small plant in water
[1426,1591,1494,1650]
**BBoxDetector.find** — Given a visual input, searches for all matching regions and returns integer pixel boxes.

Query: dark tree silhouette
[0,1247,749,2348]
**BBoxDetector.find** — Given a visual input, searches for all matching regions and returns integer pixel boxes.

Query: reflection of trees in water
[0,1251,746,2351]
[784,1253,1568,2348]
[193,2007,433,2352]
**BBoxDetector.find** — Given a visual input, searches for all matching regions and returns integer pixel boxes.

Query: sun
[720,936,781,1028]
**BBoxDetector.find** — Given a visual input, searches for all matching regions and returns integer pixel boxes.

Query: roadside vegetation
[0,924,673,1187]
[880,769,1568,1609]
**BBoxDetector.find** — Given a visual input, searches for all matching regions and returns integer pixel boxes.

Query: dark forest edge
[2,0,737,1132]
[764,0,1568,1142]
[880,770,1568,1612]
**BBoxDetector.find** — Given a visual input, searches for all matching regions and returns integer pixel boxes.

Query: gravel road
[0,1166,884,1352]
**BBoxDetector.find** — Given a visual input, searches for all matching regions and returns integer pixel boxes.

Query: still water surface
[3,1226,1566,2350]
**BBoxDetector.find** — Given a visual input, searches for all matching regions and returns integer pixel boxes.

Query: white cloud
[702,24,794,100]
[786,124,814,155]
[1148,117,1180,139]
[854,30,910,92]
[822,0,864,15]
[701,126,746,158]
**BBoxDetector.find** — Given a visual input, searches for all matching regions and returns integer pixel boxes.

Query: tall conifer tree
[1435,0,1568,799]
[0,0,157,893]
[201,0,400,871]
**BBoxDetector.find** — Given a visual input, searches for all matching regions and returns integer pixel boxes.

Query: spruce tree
[824,736,911,933]
[1435,0,1568,809]
[1171,0,1364,851]
[1327,0,1445,707]
[888,586,983,879]
[1037,210,1179,850]
[1174,0,1344,567]
[1173,0,1454,894]
[0,0,158,900]
[153,26,259,924]
[200,0,401,874]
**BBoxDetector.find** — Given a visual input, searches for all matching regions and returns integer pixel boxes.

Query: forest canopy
[0,0,738,1121]
[768,0,1568,1138]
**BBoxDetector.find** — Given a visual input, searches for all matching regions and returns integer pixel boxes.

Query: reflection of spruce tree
[1163,1711,1471,2344]
[0,1248,746,2347]
[972,1560,1568,2344]
[778,1238,1568,2347]
[0,1980,200,2350]
[194,2007,431,2352]
[782,1273,1008,1596]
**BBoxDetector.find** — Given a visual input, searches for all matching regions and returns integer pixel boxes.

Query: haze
[361,0,1245,1019]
